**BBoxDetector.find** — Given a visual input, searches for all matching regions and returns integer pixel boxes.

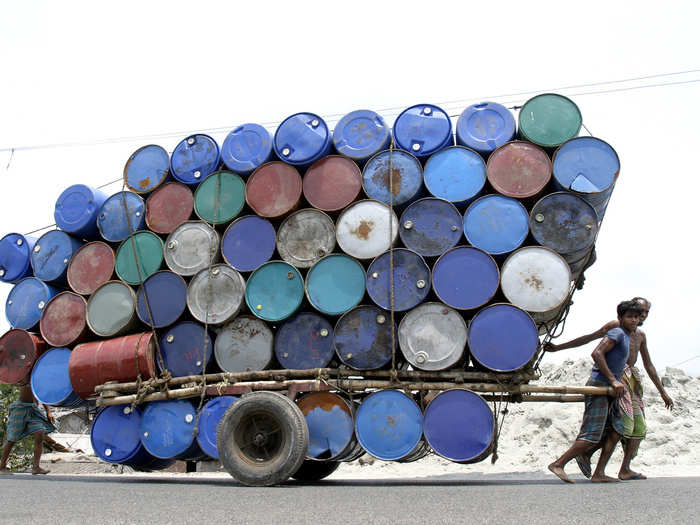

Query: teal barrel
[518,93,582,149]
[115,231,164,285]
[305,255,366,316]
[245,261,304,322]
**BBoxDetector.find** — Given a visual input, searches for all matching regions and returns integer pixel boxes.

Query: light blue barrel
[463,195,529,256]
[196,396,238,459]
[423,146,487,207]
[30,348,84,407]
[366,249,430,312]
[0,233,36,283]
[393,104,453,159]
[273,112,332,169]
[305,255,366,316]
[298,392,356,461]
[245,261,304,322]
[97,191,146,243]
[333,109,391,164]
[141,399,206,461]
[54,184,109,239]
[399,198,463,258]
[456,102,516,157]
[30,230,84,284]
[170,134,221,186]
[5,278,60,330]
[362,149,423,208]
[221,123,274,176]
[123,145,171,195]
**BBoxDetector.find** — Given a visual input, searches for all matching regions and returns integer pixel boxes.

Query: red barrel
[68,332,157,399]
[0,329,47,385]
[303,155,362,212]
[145,182,194,234]
[67,241,116,295]
[486,141,551,199]
[245,162,302,219]
[39,291,89,347]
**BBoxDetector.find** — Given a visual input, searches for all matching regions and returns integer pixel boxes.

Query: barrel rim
[486,140,552,198]
[86,279,137,337]
[193,170,246,224]
[67,240,116,295]
[123,144,171,195]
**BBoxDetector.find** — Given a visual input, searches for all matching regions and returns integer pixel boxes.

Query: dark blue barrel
[30,348,84,407]
[136,271,187,328]
[333,109,391,164]
[0,233,36,283]
[196,396,238,459]
[393,104,453,160]
[274,312,335,369]
[297,392,356,461]
[552,137,619,221]
[141,399,206,460]
[305,255,366,316]
[221,123,274,176]
[97,191,146,243]
[366,249,430,311]
[160,321,214,377]
[273,112,332,168]
[399,198,462,258]
[423,146,487,207]
[432,246,499,310]
[30,230,83,284]
[221,215,276,272]
[355,390,423,461]
[54,184,109,239]
[463,195,529,256]
[423,389,494,463]
[362,149,423,208]
[124,144,171,195]
[5,278,60,330]
[333,305,395,370]
[456,102,516,157]
[170,134,221,186]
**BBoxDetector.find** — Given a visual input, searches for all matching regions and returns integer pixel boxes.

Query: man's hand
[662,393,674,410]
[543,342,559,352]
[611,380,625,398]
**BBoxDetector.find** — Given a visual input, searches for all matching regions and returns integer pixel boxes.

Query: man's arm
[591,337,625,397]
[44,404,54,425]
[638,332,674,410]
[545,320,618,352]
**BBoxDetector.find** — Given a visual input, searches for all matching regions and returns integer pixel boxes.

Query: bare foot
[591,474,619,483]
[619,471,647,480]
[32,467,50,475]
[548,463,574,483]
[0,467,13,475]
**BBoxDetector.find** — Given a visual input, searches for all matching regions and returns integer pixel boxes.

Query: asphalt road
[0,472,696,525]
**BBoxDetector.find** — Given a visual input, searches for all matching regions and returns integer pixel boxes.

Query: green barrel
[245,261,303,322]
[194,171,246,225]
[518,93,582,149]
[115,231,164,285]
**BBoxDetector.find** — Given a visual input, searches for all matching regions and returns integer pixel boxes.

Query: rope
[388,139,397,383]
[489,375,511,464]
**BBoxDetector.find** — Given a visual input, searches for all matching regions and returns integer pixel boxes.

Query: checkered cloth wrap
[576,379,625,443]
[4,401,55,443]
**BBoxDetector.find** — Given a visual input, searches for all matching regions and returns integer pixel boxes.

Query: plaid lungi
[620,365,646,440]
[576,378,625,443]
[4,401,55,443]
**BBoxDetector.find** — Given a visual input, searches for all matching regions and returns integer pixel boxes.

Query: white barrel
[214,315,273,372]
[276,209,336,268]
[335,200,398,260]
[187,264,245,325]
[164,221,220,276]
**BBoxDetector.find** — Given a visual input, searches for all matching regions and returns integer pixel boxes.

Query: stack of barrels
[0,93,620,469]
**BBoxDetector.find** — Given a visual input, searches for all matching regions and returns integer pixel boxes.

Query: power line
[672,353,700,368]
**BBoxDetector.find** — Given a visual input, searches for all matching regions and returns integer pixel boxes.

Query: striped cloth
[4,401,55,443]
[620,365,647,440]
[576,378,625,443]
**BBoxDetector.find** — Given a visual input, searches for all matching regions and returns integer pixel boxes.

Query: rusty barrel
[362,149,423,209]
[335,200,399,260]
[245,161,302,219]
[39,291,89,348]
[67,241,116,296]
[303,156,363,212]
[145,182,194,234]
[333,305,395,370]
[123,144,171,195]
[297,392,358,461]
[486,141,551,200]
[277,208,335,270]
[0,329,46,385]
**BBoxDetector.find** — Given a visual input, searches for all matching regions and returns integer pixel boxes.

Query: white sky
[1,1,699,374]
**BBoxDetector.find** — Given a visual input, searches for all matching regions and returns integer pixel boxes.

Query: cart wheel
[217,391,309,486]
[291,460,340,481]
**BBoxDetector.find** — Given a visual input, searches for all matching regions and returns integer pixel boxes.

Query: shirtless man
[545,297,673,480]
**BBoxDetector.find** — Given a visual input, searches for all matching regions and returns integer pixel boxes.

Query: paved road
[0,472,696,524]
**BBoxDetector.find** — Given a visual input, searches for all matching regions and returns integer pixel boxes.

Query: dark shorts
[576,379,624,443]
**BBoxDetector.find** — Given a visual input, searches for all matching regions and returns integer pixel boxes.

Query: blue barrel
[423,389,494,463]
[124,144,170,194]
[136,271,187,328]
[30,230,83,284]
[456,102,516,157]
[170,134,221,186]
[355,390,423,461]
[333,305,395,370]
[362,149,423,208]
[221,123,274,176]
[552,137,620,221]
[5,278,60,330]
[245,261,304,322]
[333,109,391,164]
[54,184,109,239]
[305,255,366,316]
[432,246,499,310]
[221,215,276,272]
[97,191,146,243]
[160,321,214,377]
[366,249,430,312]
[0,233,36,283]
[273,112,332,168]
[298,392,356,461]
[275,312,335,369]
[30,348,84,407]
[141,399,206,460]
[196,396,238,459]
[423,146,487,207]
[463,195,529,256]
[393,104,453,159]
[399,198,462,258]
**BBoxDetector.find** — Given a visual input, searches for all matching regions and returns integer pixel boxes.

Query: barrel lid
[187,264,245,325]
[30,347,75,406]
[393,104,453,158]
[552,137,619,193]
[399,198,462,258]
[141,399,199,459]
[115,231,164,285]
[274,312,334,370]
[91,405,145,464]
[463,195,529,255]
[221,123,273,175]
[277,209,336,269]
[519,93,582,148]
[170,134,221,185]
[87,281,136,337]
[221,215,276,272]
[333,305,395,370]
[245,261,303,322]
[67,241,115,295]
[124,144,170,194]
[305,254,366,315]
[423,146,486,204]
[196,396,238,459]
[39,291,87,347]
[5,277,57,330]
[333,109,391,161]
[54,184,105,235]
[486,141,551,199]
[193,171,246,224]
[0,329,43,385]
[362,149,423,207]
[160,321,213,377]
[297,392,354,460]
[0,233,35,283]
[302,156,363,212]
[530,192,598,255]
[335,200,399,260]
[164,221,220,276]
[145,182,194,234]
[246,162,302,218]
[456,102,516,155]
[366,248,431,312]
[214,316,273,372]
[432,246,500,310]
[273,113,331,166]
[96,191,146,242]
[137,271,188,328]
[31,230,82,283]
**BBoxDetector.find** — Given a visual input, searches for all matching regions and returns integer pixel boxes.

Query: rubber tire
[217,391,309,486]
[291,460,340,482]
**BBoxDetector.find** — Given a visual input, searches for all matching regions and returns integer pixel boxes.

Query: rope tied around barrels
[388,139,397,382]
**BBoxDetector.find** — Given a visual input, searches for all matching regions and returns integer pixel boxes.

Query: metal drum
[164,221,220,276]
[0,233,36,283]
[196,396,238,459]
[145,182,194,234]
[5,278,59,330]
[486,141,552,200]
[423,146,487,207]
[468,303,539,372]
[141,399,206,461]
[355,390,423,461]
[273,112,332,168]
[187,264,245,325]
[393,104,453,159]
[246,162,302,219]
[160,321,214,377]
[463,195,529,257]
[96,191,146,243]
[221,123,274,176]
[303,156,363,212]
[277,209,336,269]
[40,291,88,348]
[193,171,246,225]
[30,348,84,407]
[456,102,516,157]
[54,184,109,239]
[67,241,115,295]
[214,315,273,372]
[298,392,356,461]
[335,200,399,260]
[245,261,303,322]
[333,305,395,370]
[366,248,430,312]
[362,149,423,208]
[432,246,500,310]
[0,329,46,385]
[305,255,366,316]
[423,389,494,463]
[333,109,391,164]
[398,302,467,371]
[221,215,276,272]
[87,281,138,338]
[123,144,171,195]
[115,231,164,285]
[274,312,335,369]
[518,93,582,149]
[399,198,462,258]
[170,134,221,186]
[136,271,188,328]
[30,230,83,284]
